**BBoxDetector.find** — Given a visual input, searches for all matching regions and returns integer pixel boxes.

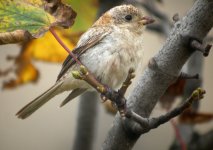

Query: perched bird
[16,5,154,119]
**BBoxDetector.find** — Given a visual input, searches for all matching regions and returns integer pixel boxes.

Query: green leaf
[0,0,55,37]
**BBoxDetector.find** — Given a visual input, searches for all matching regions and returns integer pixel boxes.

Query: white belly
[60,27,143,91]
[81,29,143,89]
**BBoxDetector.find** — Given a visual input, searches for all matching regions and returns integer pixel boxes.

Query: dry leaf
[3,58,39,89]
[160,78,186,109]
[1,28,76,89]
[179,109,213,124]
[103,101,117,115]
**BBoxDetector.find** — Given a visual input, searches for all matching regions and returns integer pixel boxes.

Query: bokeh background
[0,0,212,150]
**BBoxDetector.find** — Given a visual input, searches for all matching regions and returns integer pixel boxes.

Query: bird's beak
[140,16,155,25]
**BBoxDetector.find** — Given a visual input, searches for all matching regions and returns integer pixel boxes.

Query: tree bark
[102,0,213,149]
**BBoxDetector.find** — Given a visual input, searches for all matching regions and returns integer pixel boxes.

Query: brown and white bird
[16,5,154,119]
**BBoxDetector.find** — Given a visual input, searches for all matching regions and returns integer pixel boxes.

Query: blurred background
[0,0,212,150]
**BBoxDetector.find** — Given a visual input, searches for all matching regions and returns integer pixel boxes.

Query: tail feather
[60,88,87,107]
[16,82,63,119]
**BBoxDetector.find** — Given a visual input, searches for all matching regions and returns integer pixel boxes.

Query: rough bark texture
[102,0,213,149]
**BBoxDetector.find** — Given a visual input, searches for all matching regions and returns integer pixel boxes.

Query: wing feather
[57,27,111,81]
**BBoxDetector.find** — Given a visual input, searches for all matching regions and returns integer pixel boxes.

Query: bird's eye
[125,15,132,21]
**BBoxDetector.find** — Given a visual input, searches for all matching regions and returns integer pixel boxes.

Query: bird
[16,4,154,119]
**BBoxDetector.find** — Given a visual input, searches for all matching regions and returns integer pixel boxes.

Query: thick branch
[102,0,213,149]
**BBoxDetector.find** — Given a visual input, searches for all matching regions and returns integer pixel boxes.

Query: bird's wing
[57,27,112,81]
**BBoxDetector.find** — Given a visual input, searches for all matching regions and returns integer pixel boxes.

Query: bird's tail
[16,82,63,119]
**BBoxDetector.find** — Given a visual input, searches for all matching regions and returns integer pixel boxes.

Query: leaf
[25,0,99,62]
[23,28,76,62]
[1,28,76,89]
[1,0,98,88]
[2,58,39,89]
[44,0,76,28]
[103,101,117,115]
[0,0,76,44]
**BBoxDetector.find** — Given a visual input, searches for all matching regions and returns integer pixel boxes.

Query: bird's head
[94,5,154,32]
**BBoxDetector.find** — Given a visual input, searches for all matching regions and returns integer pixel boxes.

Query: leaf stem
[49,27,82,65]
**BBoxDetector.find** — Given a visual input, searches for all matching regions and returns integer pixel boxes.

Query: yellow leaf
[25,28,75,62]
[3,58,39,89]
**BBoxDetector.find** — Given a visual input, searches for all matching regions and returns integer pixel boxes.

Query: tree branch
[125,88,205,134]
[102,0,213,149]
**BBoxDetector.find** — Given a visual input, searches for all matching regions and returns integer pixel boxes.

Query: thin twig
[148,88,205,128]
[125,88,205,133]
[118,68,135,97]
